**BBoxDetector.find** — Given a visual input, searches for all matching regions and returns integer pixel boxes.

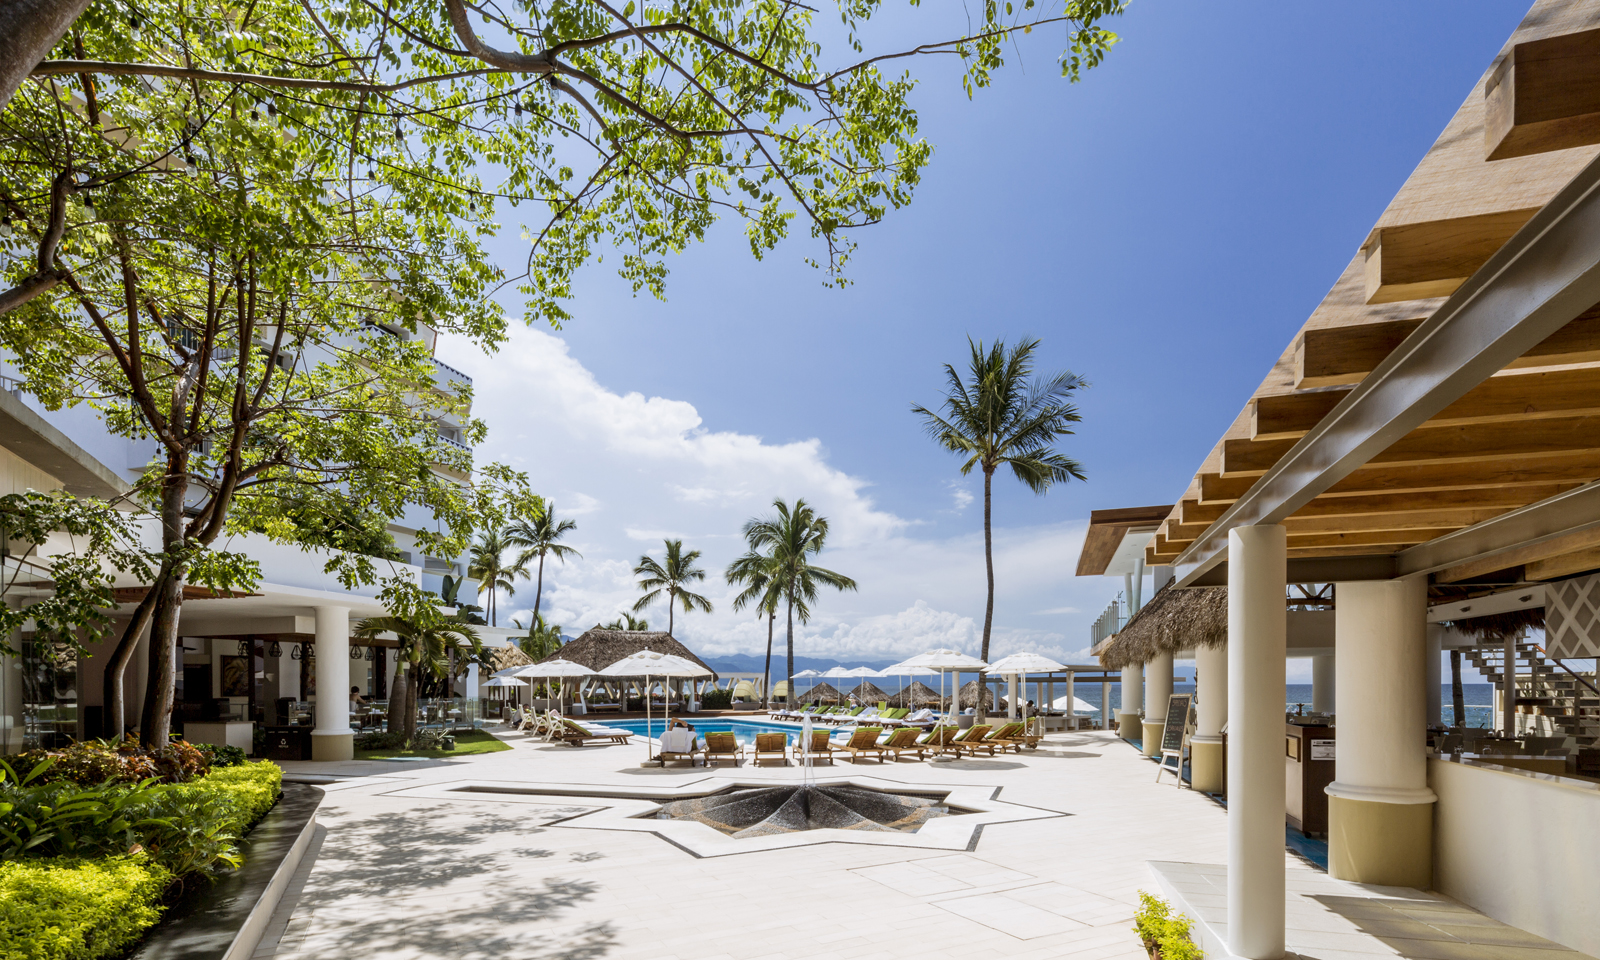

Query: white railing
[1089,593,1126,646]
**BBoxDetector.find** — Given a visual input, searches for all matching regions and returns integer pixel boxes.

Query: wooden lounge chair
[753,732,789,766]
[798,730,836,765]
[657,727,700,766]
[917,725,959,755]
[703,731,744,767]
[842,727,887,763]
[879,726,927,761]
[985,722,1028,753]
[557,717,633,746]
[951,724,998,757]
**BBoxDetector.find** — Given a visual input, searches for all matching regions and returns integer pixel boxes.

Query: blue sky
[442,3,1530,673]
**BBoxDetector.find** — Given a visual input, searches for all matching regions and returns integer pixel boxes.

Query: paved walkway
[247,727,1584,960]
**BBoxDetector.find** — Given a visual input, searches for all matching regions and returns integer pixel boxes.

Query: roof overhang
[1075,505,1171,577]
[0,390,127,498]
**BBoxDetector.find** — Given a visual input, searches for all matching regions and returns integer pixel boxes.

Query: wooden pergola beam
[1486,26,1600,161]
[1255,366,1600,441]
[1293,310,1600,389]
[1221,415,1600,478]
[1181,483,1579,525]
[1198,452,1600,505]
[1363,208,1540,304]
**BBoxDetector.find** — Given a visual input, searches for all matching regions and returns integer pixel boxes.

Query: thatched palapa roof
[488,644,534,673]
[888,681,941,708]
[847,681,888,703]
[798,681,841,702]
[1441,608,1545,642]
[538,629,718,679]
[1098,586,1228,670]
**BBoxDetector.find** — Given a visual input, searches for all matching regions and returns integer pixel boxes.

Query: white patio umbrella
[1051,694,1098,715]
[988,653,1066,729]
[882,663,939,706]
[839,666,882,706]
[888,650,989,725]
[598,650,712,761]
[820,665,854,703]
[792,668,823,706]
[480,676,527,687]
[511,658,593,713]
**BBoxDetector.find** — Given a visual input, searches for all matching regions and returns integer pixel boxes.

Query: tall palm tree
[726,547,783,709]
[632,539,713,635]
[742,498,857,708]
[513,613,565,661]
[467,526,529,627]
[913,337,1087,719]
[506,505,582,623]
[355,612,481,741]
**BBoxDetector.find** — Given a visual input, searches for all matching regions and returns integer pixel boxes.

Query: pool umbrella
[988,653,1066,730]
[598,650,711,761]
[792,668,822,706]
[511,658,593,714]
[820,666,853,702]
[889,650,989,725]
[480,676,526,687]
[1051,694,1098,715]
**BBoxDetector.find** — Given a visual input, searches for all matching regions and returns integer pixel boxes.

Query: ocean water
[989,681,1498,727]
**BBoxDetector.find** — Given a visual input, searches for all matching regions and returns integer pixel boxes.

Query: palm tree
[601,612,650,631]
[513,614,565,661]
[467,526,529,627]
[741,498,857,708]
[726,547,783,709]
[506,504,581,623]
[913,337,1087,718]
[631,539,713,635]
[355,612,481,741]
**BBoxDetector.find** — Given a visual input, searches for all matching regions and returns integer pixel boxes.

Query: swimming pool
[601,717,813,744]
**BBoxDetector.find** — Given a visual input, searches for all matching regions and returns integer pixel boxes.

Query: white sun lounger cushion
[660,729,694,753]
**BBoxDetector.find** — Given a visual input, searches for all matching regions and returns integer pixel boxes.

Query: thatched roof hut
[1098,585,1228,670]
[888,681,941,708]
[1441,608,1544,642]
[799,681,841,703]
[847,681,888,703]
[488,644,534,673]
[539,629,718,678]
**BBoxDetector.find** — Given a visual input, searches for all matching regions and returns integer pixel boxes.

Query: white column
[1143,652,1174,756]
[1425,625,1443,727]
[1192,642,1227,792]
[1100,681,1110,730]
[1118,664,1143,741]
[1063,674,1074,730]
[311,605,353,761]
[1227,525,1287,960]
[1006,675,1017,720]
[1327,579,1434,887]
[1311,655,1335,714]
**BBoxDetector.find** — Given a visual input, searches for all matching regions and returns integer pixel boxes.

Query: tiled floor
[247,728,1584,960]
[1151,861,1591,960]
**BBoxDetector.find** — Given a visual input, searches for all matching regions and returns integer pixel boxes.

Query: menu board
[1161,694,1193,754]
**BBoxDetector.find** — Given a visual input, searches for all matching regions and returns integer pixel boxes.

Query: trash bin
[263,725,312,761]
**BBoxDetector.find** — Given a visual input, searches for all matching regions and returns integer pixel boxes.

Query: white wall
[1431,758,1600,957]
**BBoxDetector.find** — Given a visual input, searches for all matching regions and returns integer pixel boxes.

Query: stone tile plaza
[7,1,1600,960]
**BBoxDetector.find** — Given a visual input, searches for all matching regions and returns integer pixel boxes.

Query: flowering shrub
[8,738,209,786]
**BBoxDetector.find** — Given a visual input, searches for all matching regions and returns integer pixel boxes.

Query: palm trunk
[762,611,775,710]
[389,665,408,734]
[785,593,795,707]
[533,552,546,620]
[667,587,676,635]
[1450,649,1465,727]
[977,467,995,721]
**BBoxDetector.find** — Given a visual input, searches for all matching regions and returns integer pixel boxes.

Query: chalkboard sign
[1160,694,1193,753]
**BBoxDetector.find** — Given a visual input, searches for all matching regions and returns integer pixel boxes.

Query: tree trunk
[103,582,159,742]
[667,586,676,635]
[1450,649,1465,728]
[785,593,795,707]
[976,467,995,721]
[139,458,190,746]
[405,667,420,739]
[533,552,545,621]
[0,0,92,112]
[762,611,775,710]
[389,665,409,734]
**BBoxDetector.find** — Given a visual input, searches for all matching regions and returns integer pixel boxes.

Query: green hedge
[0,760,283,960]
[0,857,171,960]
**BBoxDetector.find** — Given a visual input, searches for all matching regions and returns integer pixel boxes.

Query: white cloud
[947,481,974,512]
[440,325,1117,663]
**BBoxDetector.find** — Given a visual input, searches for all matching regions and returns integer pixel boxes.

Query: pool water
[602,718,810,744]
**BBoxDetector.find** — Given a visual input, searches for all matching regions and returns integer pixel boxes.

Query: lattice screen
[1546,573,1600,658]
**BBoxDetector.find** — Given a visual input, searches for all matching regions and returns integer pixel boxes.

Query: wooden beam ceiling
[1362,208,1540,304]
[1254,366,1600,440]
[1293,310,1600,389]
[1486,26,1600,161]
[1199,453,1600,505]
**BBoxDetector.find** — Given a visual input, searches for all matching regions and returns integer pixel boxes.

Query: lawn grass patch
[354,729,512,759]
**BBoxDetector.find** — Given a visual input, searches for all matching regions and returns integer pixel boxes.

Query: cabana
[538,629,718,710]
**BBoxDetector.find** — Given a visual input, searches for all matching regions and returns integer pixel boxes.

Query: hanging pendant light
[365,646,375,661]
[290,643,302,660]
[268,641,282,658]
[350,644,363,660]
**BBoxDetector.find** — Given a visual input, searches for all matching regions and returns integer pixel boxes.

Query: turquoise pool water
[602,718,811,744]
